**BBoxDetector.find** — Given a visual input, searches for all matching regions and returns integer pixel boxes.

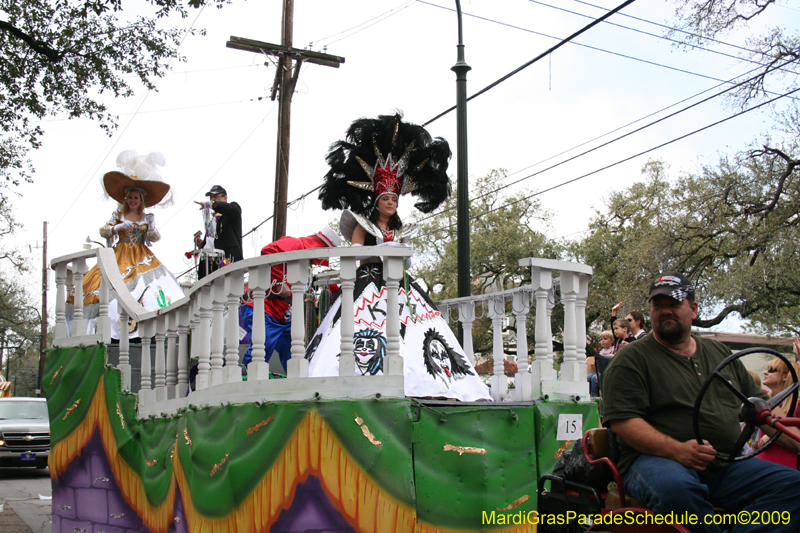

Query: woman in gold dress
[68,151,184,338]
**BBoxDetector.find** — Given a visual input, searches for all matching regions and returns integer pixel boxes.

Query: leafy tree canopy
[671,0,800,111]
[571,145,800,335]
[411,169,562,357]
[0,0,227,195]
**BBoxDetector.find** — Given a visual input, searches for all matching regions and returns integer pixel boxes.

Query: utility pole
[36,221,48,396]
[226,5,344,240]
[274,0,293,241]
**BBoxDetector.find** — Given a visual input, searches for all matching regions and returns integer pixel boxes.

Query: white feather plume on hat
[101,150,174,208]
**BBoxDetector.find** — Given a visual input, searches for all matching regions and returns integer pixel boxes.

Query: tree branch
[0,21,62,62]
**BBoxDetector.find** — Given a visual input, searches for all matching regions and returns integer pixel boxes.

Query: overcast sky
[10,0,800,328]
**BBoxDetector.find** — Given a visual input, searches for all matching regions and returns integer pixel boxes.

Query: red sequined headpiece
[346,137,424,201]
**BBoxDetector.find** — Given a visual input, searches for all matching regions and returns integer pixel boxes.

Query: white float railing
[434,258,593,402]
[51,246,413,416]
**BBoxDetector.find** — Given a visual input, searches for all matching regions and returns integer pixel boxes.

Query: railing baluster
[458,301,476,366]
[154,315,167,402]
[286,258,309,378]
[513,290,531,401]
[196,286,213,390]
[383,256,403,376]
[118,304,131,391]
[249,265,270,380]
[338,257,356,377]
[139,320,154,405]
[488,296,507,401]
[54,263,68,340]
[97,271,111,343]
[559,272,579,381]
[176,307,190,398]
[225,271,245,383]
[166,312,178,399]
[210,279,226,386]
[71,258,87,336]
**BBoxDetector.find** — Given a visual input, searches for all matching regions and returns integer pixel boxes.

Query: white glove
[145,213,155,230]
[113,220,134,234]
[377,240,402,247]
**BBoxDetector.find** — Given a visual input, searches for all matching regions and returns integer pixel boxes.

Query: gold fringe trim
[443,442,487,456]
[48,378,177,533]
[145,459,159,467]
[174,411,418,533]
[183,427,192,447]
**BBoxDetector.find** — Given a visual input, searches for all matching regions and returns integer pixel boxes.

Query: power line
[416,58,793,225]
[570,0,763,57]
[421,0,639,126]
[528,0,748,66]
[159,102,280,230]
[415,85,800,239]
[308,0,415,49]
[33,96,271,123]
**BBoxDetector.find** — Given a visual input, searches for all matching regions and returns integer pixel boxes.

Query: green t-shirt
[602,334,766,476]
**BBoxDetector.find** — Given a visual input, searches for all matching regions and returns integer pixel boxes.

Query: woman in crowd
[308,113,490,401]
[755,338,800,467]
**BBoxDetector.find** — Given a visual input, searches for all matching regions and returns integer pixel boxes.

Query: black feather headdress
[319,112,452,216]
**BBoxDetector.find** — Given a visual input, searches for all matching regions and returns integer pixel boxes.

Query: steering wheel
[693,347,798,462]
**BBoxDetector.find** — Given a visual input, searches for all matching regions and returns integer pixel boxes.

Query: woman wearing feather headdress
[67,150,185,339]
[308,113,490,401]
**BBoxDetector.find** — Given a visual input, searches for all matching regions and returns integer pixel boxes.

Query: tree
[411,169,562,357]
[571,149,800,335]
[0,199,47,394]
[0,0,226,194]
[671,0,800,113]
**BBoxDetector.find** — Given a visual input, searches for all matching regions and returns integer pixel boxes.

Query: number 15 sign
[556,414,583,441]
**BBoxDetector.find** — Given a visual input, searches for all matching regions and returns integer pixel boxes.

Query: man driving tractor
[603,272,800,533]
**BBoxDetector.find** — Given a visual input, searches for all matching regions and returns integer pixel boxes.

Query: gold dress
[67,210,185,338]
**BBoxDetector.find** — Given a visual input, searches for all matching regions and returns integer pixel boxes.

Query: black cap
[205,185,227,197]
[648,272,695,302]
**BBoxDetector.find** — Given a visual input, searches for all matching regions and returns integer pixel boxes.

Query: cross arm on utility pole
[227,36,345,68]
[226,32,345,241]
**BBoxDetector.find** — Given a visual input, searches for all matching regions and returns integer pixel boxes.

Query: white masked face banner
[307,268,491,402]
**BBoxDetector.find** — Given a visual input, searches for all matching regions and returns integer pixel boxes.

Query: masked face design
[353,330,386,376]
[422,329,474,387]
[429,339,453,382]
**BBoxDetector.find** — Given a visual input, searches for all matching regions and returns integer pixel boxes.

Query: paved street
[0,467,52,533]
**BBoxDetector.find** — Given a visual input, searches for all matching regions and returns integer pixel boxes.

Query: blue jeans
[240,305,292,372]
[587,372,599,397]
[623,454,800,533]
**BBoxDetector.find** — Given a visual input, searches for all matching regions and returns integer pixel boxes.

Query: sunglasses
[766,366,785,374]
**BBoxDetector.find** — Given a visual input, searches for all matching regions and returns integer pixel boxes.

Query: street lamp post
[452,1,471,337]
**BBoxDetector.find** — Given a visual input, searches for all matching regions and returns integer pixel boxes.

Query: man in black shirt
[194,185,243,278]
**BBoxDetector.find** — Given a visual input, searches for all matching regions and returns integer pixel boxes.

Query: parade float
[47,245,596,532]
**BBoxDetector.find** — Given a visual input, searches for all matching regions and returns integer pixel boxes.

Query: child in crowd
[593,330,616,397]
[612,318,636,352]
